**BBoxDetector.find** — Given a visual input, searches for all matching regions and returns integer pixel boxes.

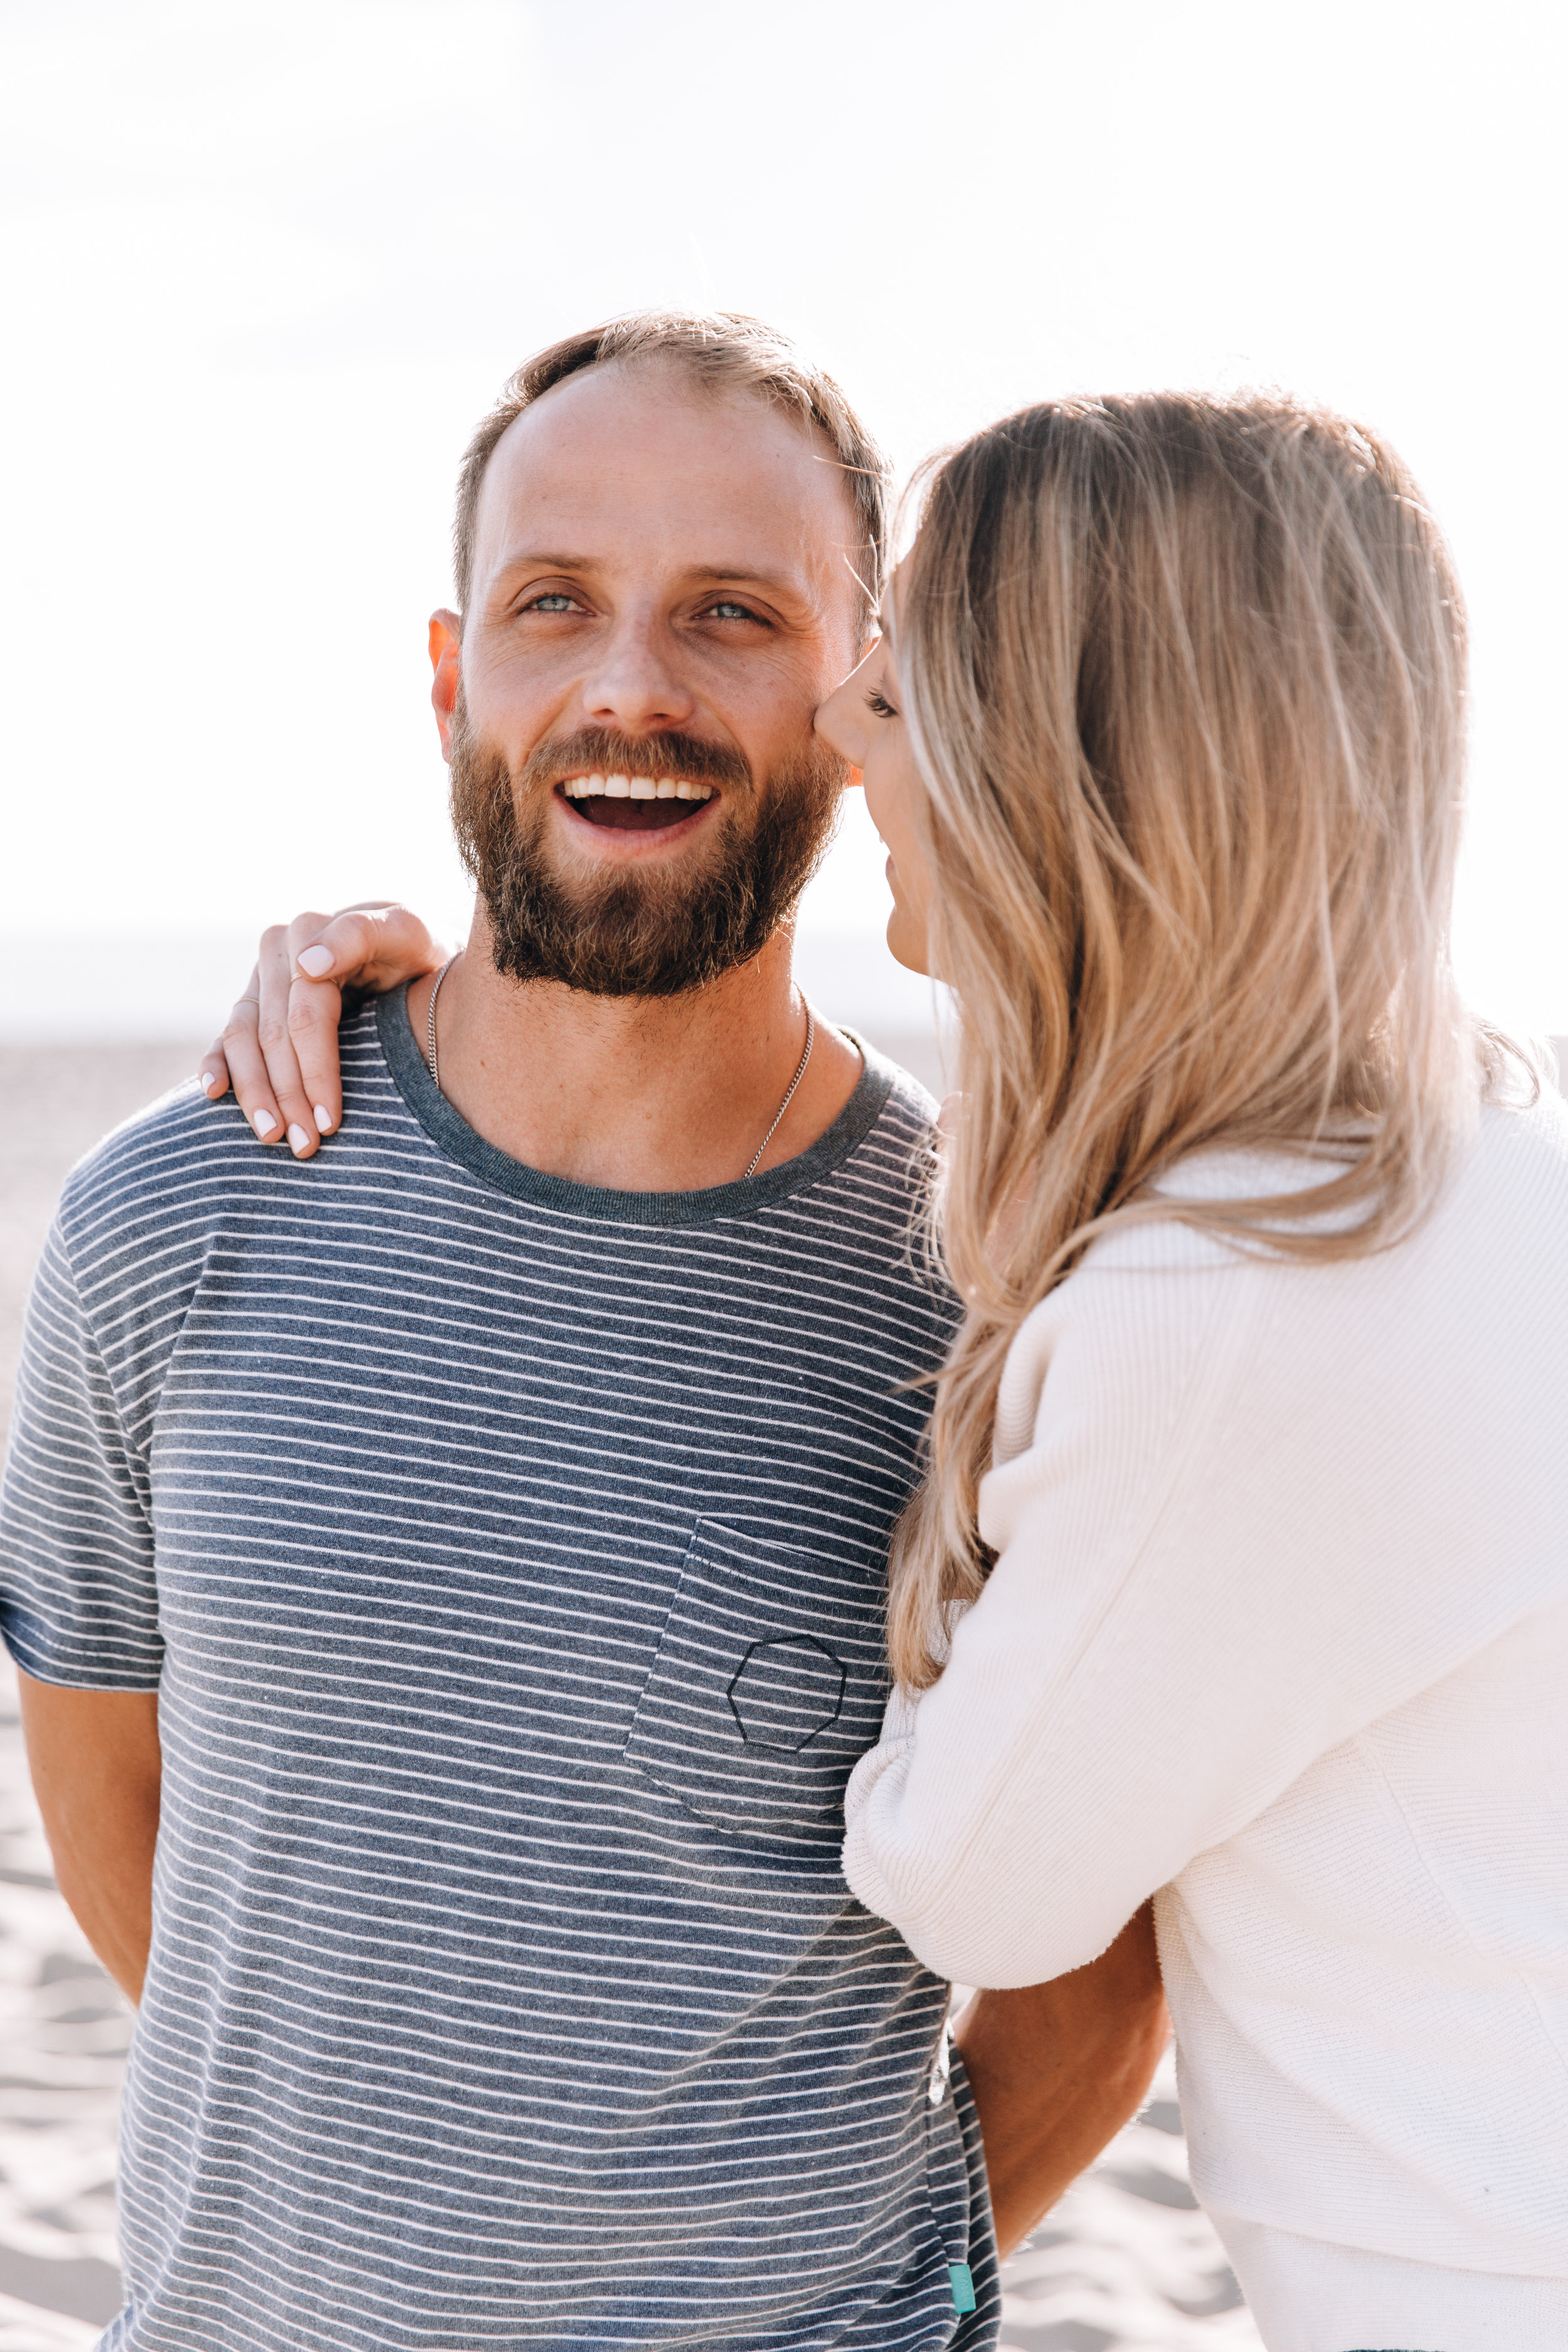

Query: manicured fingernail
[253,1108,277,1137]
[297,945,334,978]
[200,1070,221,1095]
[287,1125,310,1155]
[313,1105,334,1133]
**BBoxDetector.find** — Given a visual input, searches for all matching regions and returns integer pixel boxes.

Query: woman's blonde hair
[889,391,1507,1690]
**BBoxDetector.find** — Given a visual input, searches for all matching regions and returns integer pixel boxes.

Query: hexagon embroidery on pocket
[625,1520,890,1836]
[726,1635,847,1751]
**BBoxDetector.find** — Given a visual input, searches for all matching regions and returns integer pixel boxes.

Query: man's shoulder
[858,1040,940,1132]
[801,1035,938,1237]
[788,1040,954,1347]
[56,1076,238,1253]
[838,1035,938,1169]
[53,1005,398,1281]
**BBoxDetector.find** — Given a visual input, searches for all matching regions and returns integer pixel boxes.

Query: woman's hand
[199,903,449,1158]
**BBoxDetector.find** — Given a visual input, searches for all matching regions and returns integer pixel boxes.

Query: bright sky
[3,0,1564,1021]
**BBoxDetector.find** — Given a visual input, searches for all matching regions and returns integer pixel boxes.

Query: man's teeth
[562,774,714,802]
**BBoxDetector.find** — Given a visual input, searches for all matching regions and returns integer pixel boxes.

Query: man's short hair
[453,310,889,637]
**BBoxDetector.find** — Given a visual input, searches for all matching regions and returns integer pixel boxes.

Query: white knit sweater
[844,1091,1568,2352]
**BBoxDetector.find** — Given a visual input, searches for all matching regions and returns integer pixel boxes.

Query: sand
[0,1042,1261,2349]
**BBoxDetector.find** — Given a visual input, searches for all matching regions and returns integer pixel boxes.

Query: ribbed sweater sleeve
[842,1179,1552,1989]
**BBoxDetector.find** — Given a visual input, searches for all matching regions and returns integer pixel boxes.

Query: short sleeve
[0,1218,164,1689]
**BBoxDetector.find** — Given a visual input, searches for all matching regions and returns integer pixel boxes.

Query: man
[1,313,1164,2349]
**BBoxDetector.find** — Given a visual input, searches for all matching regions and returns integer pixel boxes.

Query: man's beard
[448,703,845,999]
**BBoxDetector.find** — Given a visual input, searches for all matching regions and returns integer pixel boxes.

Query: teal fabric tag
[948,2260,977,2313]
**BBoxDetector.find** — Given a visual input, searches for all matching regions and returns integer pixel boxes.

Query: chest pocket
[625,1518,892,1838]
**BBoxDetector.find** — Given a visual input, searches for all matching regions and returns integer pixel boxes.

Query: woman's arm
[843,1222,1527,1991]
[199,903,448,1157]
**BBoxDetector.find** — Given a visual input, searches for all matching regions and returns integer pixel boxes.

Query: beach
[0,1042,1261,2350]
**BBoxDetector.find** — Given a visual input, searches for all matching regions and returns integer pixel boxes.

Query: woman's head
[842,393,1493,1688]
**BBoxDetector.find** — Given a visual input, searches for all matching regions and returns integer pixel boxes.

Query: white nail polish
[253,1109,277,1137]
[313,1105,333,1133]
[297,946,334,978]
[287,1125,310,1154]
[200,1071,220,1095]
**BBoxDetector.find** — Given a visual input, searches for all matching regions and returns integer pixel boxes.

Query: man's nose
[580,619,696,735]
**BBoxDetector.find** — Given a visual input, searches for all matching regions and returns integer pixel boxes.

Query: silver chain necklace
[425,953,815,1182]
[425,953,458,1092]
[741,1001,814,1180]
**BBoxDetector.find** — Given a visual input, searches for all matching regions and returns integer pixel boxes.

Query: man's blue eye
[528,593,576,613]
[707,601,755,620]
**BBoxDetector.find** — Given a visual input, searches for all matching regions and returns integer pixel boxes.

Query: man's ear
[429,610,462,759]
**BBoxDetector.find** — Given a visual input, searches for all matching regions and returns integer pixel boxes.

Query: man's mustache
[516,729,754,798]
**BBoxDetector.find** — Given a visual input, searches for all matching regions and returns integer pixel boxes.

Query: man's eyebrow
[686,564,798,591]
[494,550,596,574]
[491,555,800,595]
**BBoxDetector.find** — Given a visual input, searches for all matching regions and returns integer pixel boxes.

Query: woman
[824,396,1568,2352]
[204,393,1568,2351]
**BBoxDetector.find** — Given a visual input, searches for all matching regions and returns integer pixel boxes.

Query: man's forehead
[471,361,861,586]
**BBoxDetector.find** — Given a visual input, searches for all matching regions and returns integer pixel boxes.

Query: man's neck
[405,908,864,1194]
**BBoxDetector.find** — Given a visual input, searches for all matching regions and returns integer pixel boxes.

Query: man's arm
[953,1901,1167,2255]
[18,1673,161,2006]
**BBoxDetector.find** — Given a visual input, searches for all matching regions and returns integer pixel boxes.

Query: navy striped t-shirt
[0,990,1001,2351]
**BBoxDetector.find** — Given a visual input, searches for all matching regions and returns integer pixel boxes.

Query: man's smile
[558,772,718,832]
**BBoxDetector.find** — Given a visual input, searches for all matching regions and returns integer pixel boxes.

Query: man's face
[435,358,870,995]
